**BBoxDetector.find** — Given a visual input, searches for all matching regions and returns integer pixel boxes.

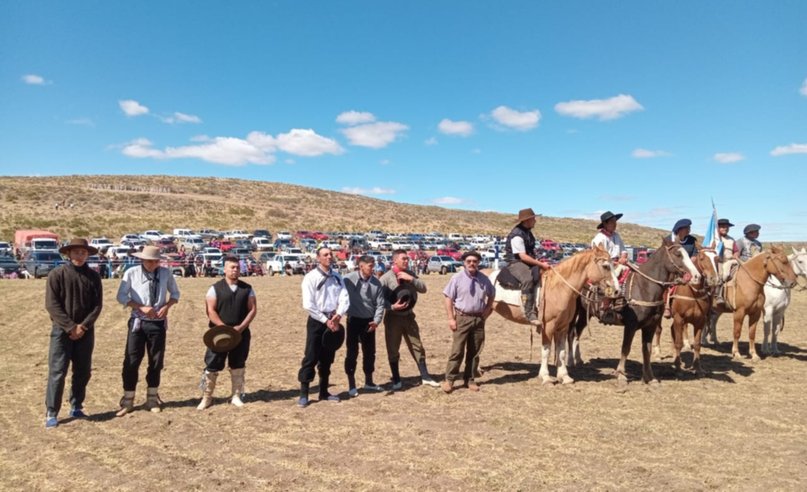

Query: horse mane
[543,249,593,288]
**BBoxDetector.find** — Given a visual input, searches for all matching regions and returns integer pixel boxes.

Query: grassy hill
[0,175,669,246]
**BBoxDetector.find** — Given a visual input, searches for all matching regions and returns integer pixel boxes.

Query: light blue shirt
[116,266,180,315]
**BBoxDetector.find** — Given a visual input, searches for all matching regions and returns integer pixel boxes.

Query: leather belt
[455,310,483,318]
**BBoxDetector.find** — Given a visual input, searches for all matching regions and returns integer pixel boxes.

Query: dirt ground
[1,274,806,491]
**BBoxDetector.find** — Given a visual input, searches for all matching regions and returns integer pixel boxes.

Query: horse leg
[773,313,784,355]
[748,311,762,362]
[671,316,684,375]
[615,316,636,383]
[732,311,744,359]
[641,322,658,384]
[762,305,773,355]
[556,330,574,384]
[704,310,720,345]
[566,326,576,368]
[538,328,555,385]
[652,320,662,360]
[572,308,587,366]
[692,319,705,376]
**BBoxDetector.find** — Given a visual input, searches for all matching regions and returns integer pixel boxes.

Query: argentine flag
[703,201,724,257]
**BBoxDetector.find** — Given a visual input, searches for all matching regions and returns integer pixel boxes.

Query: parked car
[265,254,305,275]
[274,238,293,251]
[24,251,64,278]
[253,229,272,240]
[155,238,178,254]
[0,241,12,255]
[276,231,292,240]
[427,255,462,274]
[223,230,250,240]
[203,247,222,255]
[107,245,133,259]
[120,233,142,243]
[252,237,273,251]
[436,248,462,260]
[198,229,221,241]
[0,256,22,276]
[181,237,206,252]
[89,237,113,253]
[234,239,254,251]
[218,240,235,252]
[230,247,252,258]
[121,238,147,249]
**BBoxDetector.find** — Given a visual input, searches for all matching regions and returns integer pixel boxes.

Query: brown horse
[708,246,797,361]
[652,249,720,375]
[490,245,619,384]
[569,237,701,384]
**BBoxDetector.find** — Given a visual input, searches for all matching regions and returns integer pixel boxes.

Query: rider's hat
[597,211,623,229]
[672,219,692,233]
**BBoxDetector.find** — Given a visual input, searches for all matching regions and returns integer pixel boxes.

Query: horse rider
[503,208,551,326]
[591,211,629,282]
[664,218,698,318]
[736,224,763,262]
[714,218,740,307]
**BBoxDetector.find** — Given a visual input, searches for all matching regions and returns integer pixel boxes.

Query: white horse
[761,248,807,355]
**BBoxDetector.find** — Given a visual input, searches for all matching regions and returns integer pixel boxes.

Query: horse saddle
[496,265,521,290]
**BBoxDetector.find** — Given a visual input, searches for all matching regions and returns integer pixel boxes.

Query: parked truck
[14,230,60,254]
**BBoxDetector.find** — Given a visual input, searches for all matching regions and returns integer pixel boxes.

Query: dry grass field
[0,175,668,245]
[1,274,806,491]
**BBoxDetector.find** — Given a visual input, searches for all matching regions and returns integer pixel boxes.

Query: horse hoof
[732,352,742,360]
[560,375,574,385]
[648,379,660,387]
[541,376,557,385]
[751,355,761,363]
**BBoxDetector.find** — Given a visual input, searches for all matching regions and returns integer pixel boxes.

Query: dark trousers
[204,328,251,372]
[298,317,337,384]
[445,315,486,383]
[122,318,167,391]
[344,317,376,384]
[45,326,94,416]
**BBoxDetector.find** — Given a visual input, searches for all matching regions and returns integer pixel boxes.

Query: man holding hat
[298,247,350,407]
[441,251,495,394]
[44,238,103,428]
[115,245,180,416]
[379,249,440,390]
[737,224,763,262]
[503,208,551,326]
[198,256,257,410]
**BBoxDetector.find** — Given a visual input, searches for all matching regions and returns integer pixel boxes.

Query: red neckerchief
[392,265,404,285]
[599,228,613,238]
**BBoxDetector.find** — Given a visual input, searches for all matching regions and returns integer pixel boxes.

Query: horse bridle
[765,253,806,291]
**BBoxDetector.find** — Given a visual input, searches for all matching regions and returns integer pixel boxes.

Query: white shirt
[301,267,350,323]
[510,236,526,255]
[206,283,256,299]
[116,266,180,313]
[591,231,625,260]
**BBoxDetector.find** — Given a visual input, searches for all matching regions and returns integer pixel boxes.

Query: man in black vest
[503,208,550,326]
[198,256,258,410]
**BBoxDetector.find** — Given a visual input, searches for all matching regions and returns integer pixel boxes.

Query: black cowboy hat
[203,325,242,353]
[388,284,417,310]
[461,250,482,262]
[744,223,761,235]
[597,211,623,229]
[59,238,99,256]
[672,219,692,233]
[322,324,345,352]
[717,218,734,227]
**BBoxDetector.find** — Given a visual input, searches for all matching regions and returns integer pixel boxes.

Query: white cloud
[121,128,342,166]
[433,196,466,205]
[336,111,376,125]
[770,143,807,156]
[713,152,745,164]
[632,148,671,158]
[380,159,390,165]
[341,121,409,148]
[66,117,94,127]
[438,118,474,137]
[800,78,807,96]
[22,74,49,85]
[424,137,438,146]
[161,112,202,124]
[119,99,150,117]
[341,186,396,195]
[555,94,643,120]
[272,128,344,156]
[489,106,541,131]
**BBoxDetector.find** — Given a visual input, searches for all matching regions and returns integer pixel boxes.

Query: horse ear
[661,235,672,247]
[771,244,782,254]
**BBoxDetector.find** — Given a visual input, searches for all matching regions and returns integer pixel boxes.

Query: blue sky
[2,1,806,240]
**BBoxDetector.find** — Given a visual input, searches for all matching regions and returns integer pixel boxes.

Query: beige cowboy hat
[59,238,98,256]
[515,208,538,225]
[132,245,164,261]
[203,325,243,353]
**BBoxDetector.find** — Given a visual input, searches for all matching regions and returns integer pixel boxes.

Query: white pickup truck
[265,253,306,275]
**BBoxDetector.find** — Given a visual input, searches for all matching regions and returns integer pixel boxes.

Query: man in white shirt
[591,211,628,278]
[298,247,350,407]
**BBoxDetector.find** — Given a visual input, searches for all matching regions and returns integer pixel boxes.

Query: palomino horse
[569,237,701,384]
[707,246,797,361]
[761,248,807,355]
[652,249,720,375]
[489,245,620,385]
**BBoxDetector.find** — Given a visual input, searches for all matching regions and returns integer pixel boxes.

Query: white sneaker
[348,387,359,397]
[421,378,440,388]
[363,383,384,392]
[391,381,402,391]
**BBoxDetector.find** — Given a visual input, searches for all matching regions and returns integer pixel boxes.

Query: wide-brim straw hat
[59,238,99,256]
[203,325,243,353]
[132,245,164,261]
[597,211,623,229]
[516,208,537,225]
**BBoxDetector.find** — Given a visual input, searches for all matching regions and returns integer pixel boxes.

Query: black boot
[417,359,440,387]
[319,375,339,402]
[390,360,401,390]
[522,291,540,327]
[298,382,310,407]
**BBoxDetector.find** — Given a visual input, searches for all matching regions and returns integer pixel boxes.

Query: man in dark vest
[198,256,258,410]
[503,208,550,326]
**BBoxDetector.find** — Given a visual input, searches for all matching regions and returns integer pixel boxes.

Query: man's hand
[140,305,156,318]
[69,325,86,340]
[539,261,551,270]
[395,270,414,283]
[156,304,171,319]
[482,306,493,320]
[368,322,378,333]
[391,299,409,311]
[448,319,457,332]
[233,323,245,333]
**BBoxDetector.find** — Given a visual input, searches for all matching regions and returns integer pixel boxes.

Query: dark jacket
[45,263,103,333]
[504,225,536,263]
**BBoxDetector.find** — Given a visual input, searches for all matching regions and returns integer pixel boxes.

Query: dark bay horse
[707,246,797,361]
[652,249,720,375]
[570,238,701,384]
